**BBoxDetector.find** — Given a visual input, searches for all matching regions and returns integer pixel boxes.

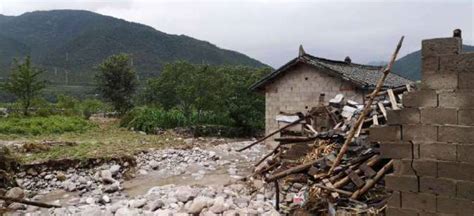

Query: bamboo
[328,36,404,175]
[0,196,61,208]
[237,118,304,152]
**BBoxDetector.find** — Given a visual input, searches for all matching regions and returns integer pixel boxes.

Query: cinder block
[457,144,474,164]
[459,72,474,89]
[458,109,474,126]
[394,159,437,177]
[421,73,458,90]
[388,191,401,207]
[422,56,439,74]
[439,52,474,73]
[401,191,436,212]
[437,196,474,215]
[403,124,437,142]
[438,125,474,143]
[386,207,419,216]
[420,143,456,161]
[438,161,474,181]
[369,126,401,142]
[456,180,474,200]
[421,38,462,57]
[403,90,438,108]
[385,174,418,193]
[419,176,456,196]
[387,109,420,125]
[379,142,418,159]
[420,108,457,125]
[439,91,474,108]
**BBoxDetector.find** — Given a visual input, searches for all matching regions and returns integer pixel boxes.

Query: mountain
[392,45,474,80]
[0,10,267,85]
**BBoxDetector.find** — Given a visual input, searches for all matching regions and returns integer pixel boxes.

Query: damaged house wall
[370,31,474,215]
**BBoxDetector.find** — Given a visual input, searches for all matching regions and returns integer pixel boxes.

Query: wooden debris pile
[239,37,410,215]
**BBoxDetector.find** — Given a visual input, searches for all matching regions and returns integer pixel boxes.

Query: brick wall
[370,33,474,215]
[264,63,365,146]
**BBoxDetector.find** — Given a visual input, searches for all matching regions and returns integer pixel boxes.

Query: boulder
[109,165,121,176]
[209,196,229,213]
[115,207,140,216]
[103,181,120,193]
[145,199,164,211]
[187,196,212,214]
[5,187,25,199]
[175,186,195,202]
[100,170,115,184]
[129,198,147,208]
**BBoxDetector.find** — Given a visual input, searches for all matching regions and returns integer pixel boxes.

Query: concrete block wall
[264,63,365,146]
[370,33,474,215]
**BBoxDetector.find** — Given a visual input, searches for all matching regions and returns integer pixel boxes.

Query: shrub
[0,116,95,135]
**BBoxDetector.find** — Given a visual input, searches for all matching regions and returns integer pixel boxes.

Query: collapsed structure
[242,30,473,215]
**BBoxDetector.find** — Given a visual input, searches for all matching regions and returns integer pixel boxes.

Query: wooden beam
[387,89,400,110]
[377,102,387,119]
[351,160,394,199]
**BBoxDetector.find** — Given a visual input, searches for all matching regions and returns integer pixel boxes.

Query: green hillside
[393,45,474,80]
[0,10,267,85]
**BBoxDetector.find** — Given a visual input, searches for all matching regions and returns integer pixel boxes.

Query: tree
[95,54,137,114]
[1,56,46,116]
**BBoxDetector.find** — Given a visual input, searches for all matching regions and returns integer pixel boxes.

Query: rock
[26,168,38,176]
[109,164,121,176]
[235,197,249,208]
[108,200,127,213]
[209,196,229,213]
[56,171,66,181]
[62,180,76,191]
[8,202,26,210]
[129,198,147,208]
[187,196,211,214]
[79,206,102,216]
[149,160,159,170]
[175,186,195,202]
[103,181,120,193]
[100,195,111,203]
[44,174,54,180]
[138,169,148,175]
[6,187,25,199]
[145,199,164,211]
[100,170,115,184]
[115,207,140,216]
[256,194,265,202]
[86,197,96,204]
[77,176,88,184]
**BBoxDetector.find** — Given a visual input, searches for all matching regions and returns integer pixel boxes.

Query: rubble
[241,37,410,215]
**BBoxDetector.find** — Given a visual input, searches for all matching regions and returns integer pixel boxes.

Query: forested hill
[392,45,474,80]
[0,10,268,85]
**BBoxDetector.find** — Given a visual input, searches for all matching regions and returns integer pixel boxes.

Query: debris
[241,37,410,214]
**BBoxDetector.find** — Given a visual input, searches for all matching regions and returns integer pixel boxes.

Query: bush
[0,115,95,135]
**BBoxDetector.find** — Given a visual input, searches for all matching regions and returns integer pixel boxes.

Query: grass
[6,118,186,163]
[0,115,94,136]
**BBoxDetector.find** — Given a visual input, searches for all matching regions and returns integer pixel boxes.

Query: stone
[80,206,102,216]
[86,197,96,204]
[101,195,111,203]
[115,207,140,216]
[103,181,120,193]
[129,198,147,208]
[149,160,160,170]
[100,170,115,184]
[8,202,26,210]
[6,187,25,199]
[209,196,229,213]
[109,164,121,176]
[175,186,195,202]
[145,199,164,211]
[56,171,66,181]
[187,196,212,214]
[27,168,38,176]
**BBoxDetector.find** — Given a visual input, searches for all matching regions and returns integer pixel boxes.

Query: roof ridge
[302,53,383,70]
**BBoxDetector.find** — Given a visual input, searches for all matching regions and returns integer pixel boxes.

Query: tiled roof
[250,54,413,91]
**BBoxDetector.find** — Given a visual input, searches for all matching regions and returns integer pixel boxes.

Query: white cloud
[1,0,472,67]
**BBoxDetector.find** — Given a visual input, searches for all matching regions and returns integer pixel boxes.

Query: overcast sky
[1,0,472,67]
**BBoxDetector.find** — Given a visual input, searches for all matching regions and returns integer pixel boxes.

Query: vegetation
[0,10,267,86]
[0,115,94,136]
[95,54,138,114]
[125,61,270,136]
[1,56,46,116]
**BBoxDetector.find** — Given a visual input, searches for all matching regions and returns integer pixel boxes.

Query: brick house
[250,46,412,145]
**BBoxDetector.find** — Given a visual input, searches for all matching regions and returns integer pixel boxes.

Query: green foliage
[95,54,138,114]
[1,56,46,115]
[0,115,94,135]
[139,62,270,136]
[0,10,267,86]
[80,99,109,119]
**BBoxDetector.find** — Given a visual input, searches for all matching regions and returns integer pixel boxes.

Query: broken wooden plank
[387,89,400,110]
[333,155,381,189]
[406,84,412,92]
[323,179,339,199]
[359,163,377,178]
[312,184,352,196]
[345,170,365,188]
[372,114,379,125]
[377,102,387,119]
[266,157,326,182]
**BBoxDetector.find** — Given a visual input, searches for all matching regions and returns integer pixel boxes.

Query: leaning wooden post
[328,36,404,175]
[274,181,280,211]
[350,160,393,199]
